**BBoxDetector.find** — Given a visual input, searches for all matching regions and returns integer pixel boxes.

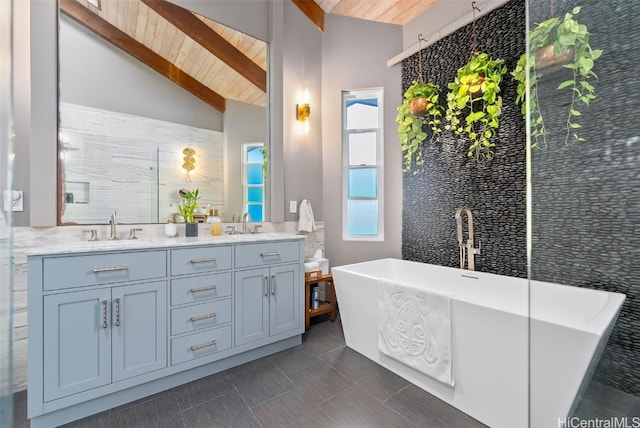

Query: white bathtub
[332,258,625,428]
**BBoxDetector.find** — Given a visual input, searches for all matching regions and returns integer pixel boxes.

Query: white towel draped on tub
[378,278,454,386]
[297,199,316,233]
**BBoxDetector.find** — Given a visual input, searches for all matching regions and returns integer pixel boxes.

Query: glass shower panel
[0,0,14,425]
[528,0,640,426]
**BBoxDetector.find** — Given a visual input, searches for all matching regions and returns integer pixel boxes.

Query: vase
[535,45,574,71]
[185,223,198,237]
[469,75,485,99]
[409,97,431,116]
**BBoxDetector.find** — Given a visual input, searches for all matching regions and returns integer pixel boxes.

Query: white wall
[321,14,403,267]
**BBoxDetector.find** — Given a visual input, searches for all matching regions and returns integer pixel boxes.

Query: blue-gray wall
[322,14,403,267]
[59,15,224,131]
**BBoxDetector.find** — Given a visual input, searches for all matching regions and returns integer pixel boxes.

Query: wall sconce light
[182,147,196,182]
[296,102,310,122]
[296,85,311,135]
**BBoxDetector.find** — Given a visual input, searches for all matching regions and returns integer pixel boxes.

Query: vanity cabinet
[28,236,304,428]
[169,253,234,366]
[234,242,301,346]
[42,281,167,402]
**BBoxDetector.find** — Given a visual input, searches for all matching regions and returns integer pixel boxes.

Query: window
[242,143,265,222]
[342,89,384,240]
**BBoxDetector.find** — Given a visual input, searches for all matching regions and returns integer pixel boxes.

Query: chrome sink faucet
[242,212,251,234]
[108,210,119,240]
[455,207,481,271]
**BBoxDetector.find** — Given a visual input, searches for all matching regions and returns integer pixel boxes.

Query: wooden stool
[304,270,337,330]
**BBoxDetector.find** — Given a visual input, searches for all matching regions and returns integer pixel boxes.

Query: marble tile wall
[11,221,324,391]
[60,103,224,224]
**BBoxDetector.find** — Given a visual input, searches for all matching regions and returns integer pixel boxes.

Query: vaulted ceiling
[60,0,436,114]
[60,0,268,113]
[316,0,437,26]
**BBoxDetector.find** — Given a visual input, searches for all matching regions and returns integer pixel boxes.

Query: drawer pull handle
[93,266,129,273]
[260,252,281,257]
[190,340,217,351]
[190,312,217,322]
[190,258,217,264]
[115,298,121,327]
[102,300,108,329]
[190,285,217,293]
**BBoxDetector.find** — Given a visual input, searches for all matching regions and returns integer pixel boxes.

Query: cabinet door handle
[102,300,108,329]
[271,275,277,295]
[190,312,216,322]
[190,285,217,293]
[260,252,280,257]
[93,266,129,273]
[263,276,269,296]
[190,258,217,264]
[115,298,121,327]
[190,340,217,351]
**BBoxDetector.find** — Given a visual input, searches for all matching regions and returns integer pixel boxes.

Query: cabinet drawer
[170,272,232,306]
[171,325,232,365]
[171,246,232,276]
[235,241,300,269]
[43,250,166,291]
[171,298,232,336]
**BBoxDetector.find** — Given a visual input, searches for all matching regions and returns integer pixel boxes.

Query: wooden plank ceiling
[316,0,438,26]
[61,0,268,113]
[62,0,438,113]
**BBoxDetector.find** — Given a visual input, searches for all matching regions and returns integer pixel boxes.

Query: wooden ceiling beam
[292,0,325,31]
[142,0,267,92]
[60,0,226,113]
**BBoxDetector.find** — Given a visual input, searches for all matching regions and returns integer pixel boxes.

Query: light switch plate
[289,200,297,214]
[4,190,24,211]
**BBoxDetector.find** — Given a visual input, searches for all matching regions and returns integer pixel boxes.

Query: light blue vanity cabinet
[39,251,168,402]
[28,236,305,428]
[169,246,235,366]
[234,242,301,347]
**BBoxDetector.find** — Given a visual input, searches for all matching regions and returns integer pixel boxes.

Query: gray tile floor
[13,314,488,428]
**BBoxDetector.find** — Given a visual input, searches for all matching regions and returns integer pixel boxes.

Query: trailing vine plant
[396,80,443,173]
[395,34,444,174]
[512,6,602,148]
[445,3,507,162]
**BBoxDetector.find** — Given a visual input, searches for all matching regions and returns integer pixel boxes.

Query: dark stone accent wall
[529,0,640,397]
[401,0,527,278]
[401,0,640,397]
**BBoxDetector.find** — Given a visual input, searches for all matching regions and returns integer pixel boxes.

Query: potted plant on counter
[178,188,200,237]
[445,52,507,162]
[396,80,443,174]
[512,6,602,149]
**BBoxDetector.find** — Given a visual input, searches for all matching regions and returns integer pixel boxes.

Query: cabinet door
[269,264,300,336]
[112,281,167,382]
[234,268,269,346]
[43,289,111,402]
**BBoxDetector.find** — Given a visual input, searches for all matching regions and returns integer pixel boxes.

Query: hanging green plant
[512,6,602,148]
[445,52,507,162]
[396,80,444,173]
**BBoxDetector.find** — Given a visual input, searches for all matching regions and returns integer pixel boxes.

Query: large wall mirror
[57,0,269,224]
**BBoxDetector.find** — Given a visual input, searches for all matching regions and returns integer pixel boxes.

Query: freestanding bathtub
[332,258,625,428]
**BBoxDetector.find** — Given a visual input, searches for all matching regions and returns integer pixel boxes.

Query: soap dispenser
[209,209,222,236]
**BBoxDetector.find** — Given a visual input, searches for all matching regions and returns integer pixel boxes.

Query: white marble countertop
[25,232,305,256]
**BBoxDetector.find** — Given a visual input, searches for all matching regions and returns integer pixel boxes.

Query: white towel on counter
[378,278,455,386]
[297,199,316,233]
